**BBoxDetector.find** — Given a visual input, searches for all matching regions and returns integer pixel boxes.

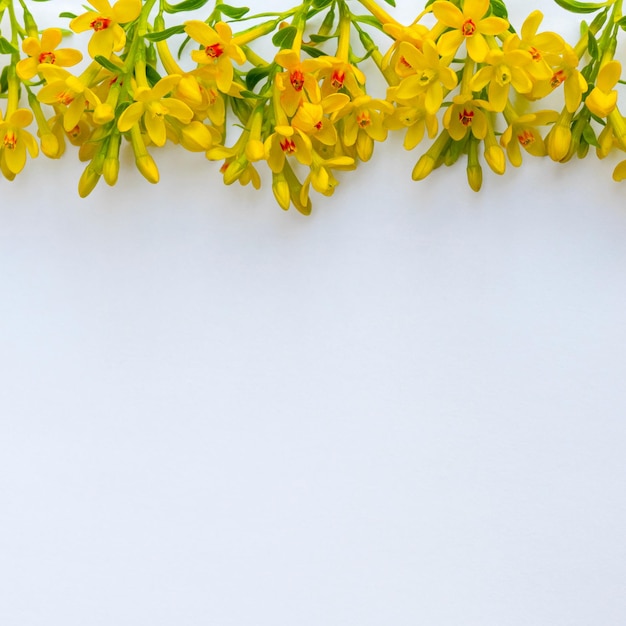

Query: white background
[2,1,626,624]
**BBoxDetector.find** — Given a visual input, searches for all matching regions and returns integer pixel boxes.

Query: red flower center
[462,19,476,37]
[518,130,535,147]
[290,70,304,92]
[459,108,474,126]
[280,138,297,154]
[90,17,111,31]
[331,70,345,90]
[3,132,17,150]
[38,51,56,64]
[205,43,224,59]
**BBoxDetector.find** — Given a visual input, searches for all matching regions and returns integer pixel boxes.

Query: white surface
[2,2,626,625]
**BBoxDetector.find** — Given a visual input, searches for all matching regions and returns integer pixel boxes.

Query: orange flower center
[314,121,323,131]
[90,17,111,31]
[357,111,371,128]
[529,47,542,62]
[290,70,304,92]
[205,43,224,59]
[280,138,297,154]
[550,70,566,88]
[331,70,345,90]
[207,88,219,105]
[3,131,17,150]
[57,91,75,106]
[462,19,476,37]
[38,51,56,64]
[517,130,535,146]
[459,108,474,126]
[399,56,412,70]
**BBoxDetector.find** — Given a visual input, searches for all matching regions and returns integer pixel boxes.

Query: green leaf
[301,44,329,58]
[582,123,599,147]
[94,54,121,73]
[245,65,271,91]
[489,0,509,19]
[59,11,77,18]
[0,36,18,54]
[163,0,212,13]
[312,0,333,8]
[551,0,613,14]
[382,0,396,6]
[144,24,186,41]
[272,26,297,49]
[587,30,599,58]
[218,4,250,19]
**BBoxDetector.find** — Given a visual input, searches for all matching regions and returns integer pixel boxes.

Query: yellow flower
[390,40,457,115]
[0,109,39,177]
[291,94,349,146]
[443,95,488,141]
[16,28,83,80]
[381,22,431,74]
[469,41,533,112]
[532,45,587,113]
[500,110,558,166]
[184,21,246,93]
[37,65,102,132]
[317,57,366,98]
[264,125,313,173]
[511,10,565,82]
[385,96,438,150]
[335,95,393,161]
[118,75,194,147]
[301,152,355,198]
[432,0,509,63]
[586,60,621,119]
[70,0,141,59]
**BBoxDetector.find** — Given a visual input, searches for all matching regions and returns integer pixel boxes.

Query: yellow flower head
[500,110,559,166]
[443,95,489,141]
[0,109,39,176]
[37,65,102,132]
[118,75,194,147]
[274,50,331,118]
[185,21,246,93]
[70,0,141,59]
[469,40,533,112]
[391,40,458,115]
[433,0,509,63]
[17,28,83,80]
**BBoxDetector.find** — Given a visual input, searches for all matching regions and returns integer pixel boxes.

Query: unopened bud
[136,154,159,184]
[467,164,483,192]
[484,145,506,175]
[103,157,120,186]
[412,154,435,181]
[78,165,101,198]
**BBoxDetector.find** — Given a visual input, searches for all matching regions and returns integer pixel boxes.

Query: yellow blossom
[443,95,488,141]
[70,0,141,59]
[17,28,83,80]
[274,50,331,117]
[118,75,194,147]
[390,41,457,115]
[37,65,103,132]
[509,10,565,82]
[0,109,39,177]
[184,21,246,93]
[335,95,393,161]
[385,95,438,150]
[432,0,509,63]
[500,110,558,166]
[469,41,533,112]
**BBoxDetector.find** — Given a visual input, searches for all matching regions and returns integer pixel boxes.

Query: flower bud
[484,145,506,175]
[136,154,159,184]
[412,154,435,181]
[78,165,101,198]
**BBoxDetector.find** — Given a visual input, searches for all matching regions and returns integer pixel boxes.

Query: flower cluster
[1,0,626,212]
